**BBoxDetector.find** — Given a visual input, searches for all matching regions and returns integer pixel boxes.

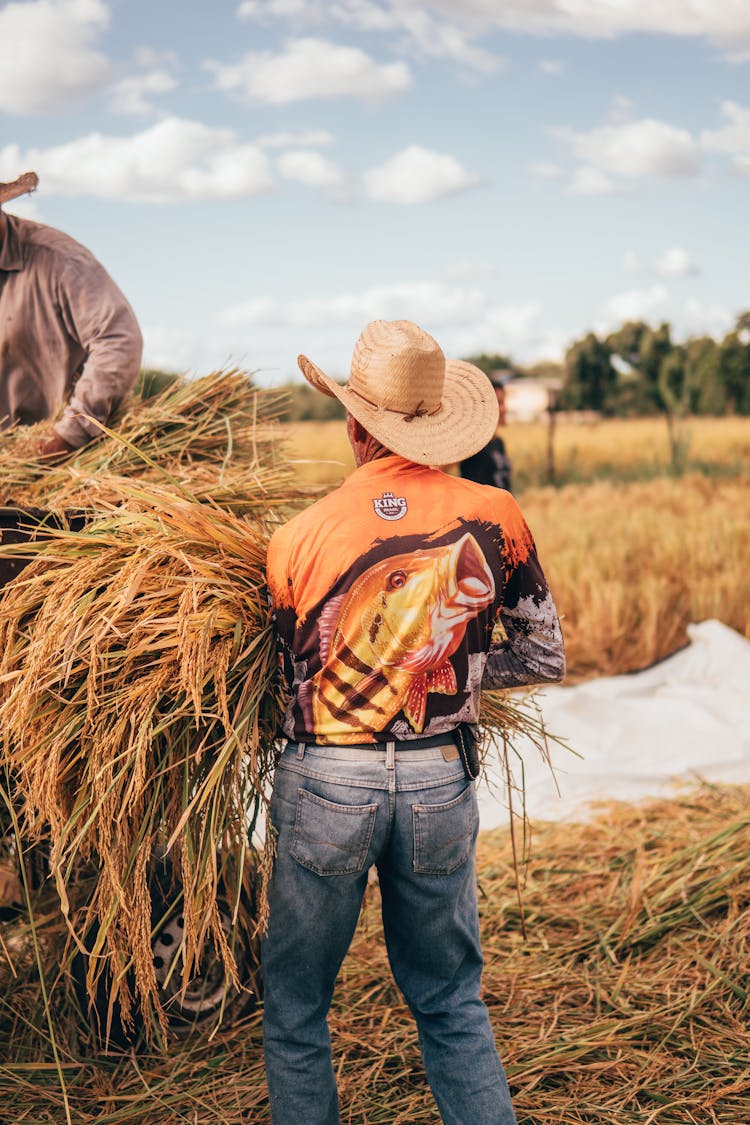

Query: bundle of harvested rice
[0,486,284,1036]
[0,369,290,512]
[2,782,749,1123]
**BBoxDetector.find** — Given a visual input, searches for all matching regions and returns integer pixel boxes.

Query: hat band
[349,384,439,421]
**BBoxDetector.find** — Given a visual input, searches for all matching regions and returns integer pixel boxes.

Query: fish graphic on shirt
[305,533,495,736]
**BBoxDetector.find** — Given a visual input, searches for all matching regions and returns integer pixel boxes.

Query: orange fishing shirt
[267,455,564,745]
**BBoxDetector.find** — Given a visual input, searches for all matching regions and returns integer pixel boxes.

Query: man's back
[268,453,562,746]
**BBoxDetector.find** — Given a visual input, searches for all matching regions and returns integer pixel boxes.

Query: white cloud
[561,117,702,179]
[217,279,562,369]
[653,246,698,278]
[598,284,670,331]
[2,196,43,221]
[277,150,344,188]
[363,145,480,203]
[109,69,178,116]
[678,298,733,340]
[418,1,750,51]
[530,161,564,180]
[133,46,179,70]
[0,0,111,114]
[236,0,501,71]
[624,246,700,278]
[569,166,619,194]
[0,118,275,203]
[257,129,335,148]
[237,2,750,60]
[205,37,411,105]
[701,101,750,167]
[442,261,495,281]
[539,58,564,74]
[220,279,488,329]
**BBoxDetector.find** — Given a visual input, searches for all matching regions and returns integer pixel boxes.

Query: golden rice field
[285,417,750,680]
[283,415,750,489]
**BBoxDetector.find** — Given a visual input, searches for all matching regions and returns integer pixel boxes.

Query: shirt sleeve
[482,527,565,691]
[53,257,143,447]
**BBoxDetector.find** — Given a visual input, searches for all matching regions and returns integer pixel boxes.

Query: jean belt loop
[385,740,395,771]
[296,742,306,760]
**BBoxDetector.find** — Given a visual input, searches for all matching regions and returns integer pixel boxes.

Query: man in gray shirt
[0,172,143,458]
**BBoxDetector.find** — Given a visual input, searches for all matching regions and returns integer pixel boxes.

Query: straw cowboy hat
[0,172,38,206]
[298,320,499,466]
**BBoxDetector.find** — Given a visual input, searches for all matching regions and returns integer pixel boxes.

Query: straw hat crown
[349,320,445,415]
[298,319,499,466]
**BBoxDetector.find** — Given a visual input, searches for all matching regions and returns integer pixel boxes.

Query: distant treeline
[557,311,750,417]
[144,309,750,422]
[457,311,750,419]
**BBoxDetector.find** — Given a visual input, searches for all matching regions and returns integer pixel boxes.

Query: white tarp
[478,620,750,828]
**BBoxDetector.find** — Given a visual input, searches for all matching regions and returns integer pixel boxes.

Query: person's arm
[53,256,143,448]
[482,535,565,691]
[266,527,298,692]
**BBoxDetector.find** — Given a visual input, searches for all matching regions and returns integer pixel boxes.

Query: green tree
[684,337,724,415]
[639,323,674,410]
[605,321,656,413]
[561,333,615,412]
[718,330,750,414]
[463,353,519,378]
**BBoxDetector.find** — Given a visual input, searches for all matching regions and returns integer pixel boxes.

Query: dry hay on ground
[2,781,749,1123]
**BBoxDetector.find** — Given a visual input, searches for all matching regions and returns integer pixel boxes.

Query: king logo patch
[372,491,407,521]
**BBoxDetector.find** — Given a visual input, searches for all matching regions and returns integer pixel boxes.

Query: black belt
[287,731,457,752]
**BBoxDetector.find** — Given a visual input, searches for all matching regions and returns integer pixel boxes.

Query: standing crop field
[284,416,750,490]
[522,475,750,679]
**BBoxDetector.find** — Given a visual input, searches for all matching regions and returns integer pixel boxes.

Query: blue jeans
[261,741,517,1125]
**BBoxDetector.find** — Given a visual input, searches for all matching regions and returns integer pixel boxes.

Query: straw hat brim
[298,354,499,466]
[0,172,39,206]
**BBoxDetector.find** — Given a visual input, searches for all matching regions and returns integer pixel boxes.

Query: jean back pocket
[412,784,477,875]
[291,788,378,876]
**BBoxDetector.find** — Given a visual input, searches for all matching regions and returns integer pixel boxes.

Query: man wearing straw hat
[264,320,565,1124]
[0,172,142,459]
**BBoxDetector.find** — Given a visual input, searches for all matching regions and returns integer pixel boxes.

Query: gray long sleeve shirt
[0,215,143,447]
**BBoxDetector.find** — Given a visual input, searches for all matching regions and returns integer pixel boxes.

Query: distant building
[502,377,562,423]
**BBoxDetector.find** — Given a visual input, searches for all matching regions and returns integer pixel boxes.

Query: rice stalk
[0,369,292,512]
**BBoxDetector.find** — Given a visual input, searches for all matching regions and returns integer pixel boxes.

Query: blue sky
[1,0,749,385]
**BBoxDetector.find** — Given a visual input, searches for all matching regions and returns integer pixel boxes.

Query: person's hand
[35,432,76,461]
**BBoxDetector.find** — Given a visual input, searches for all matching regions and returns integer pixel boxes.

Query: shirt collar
[0,215,24,272]
[343,454,426,486]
